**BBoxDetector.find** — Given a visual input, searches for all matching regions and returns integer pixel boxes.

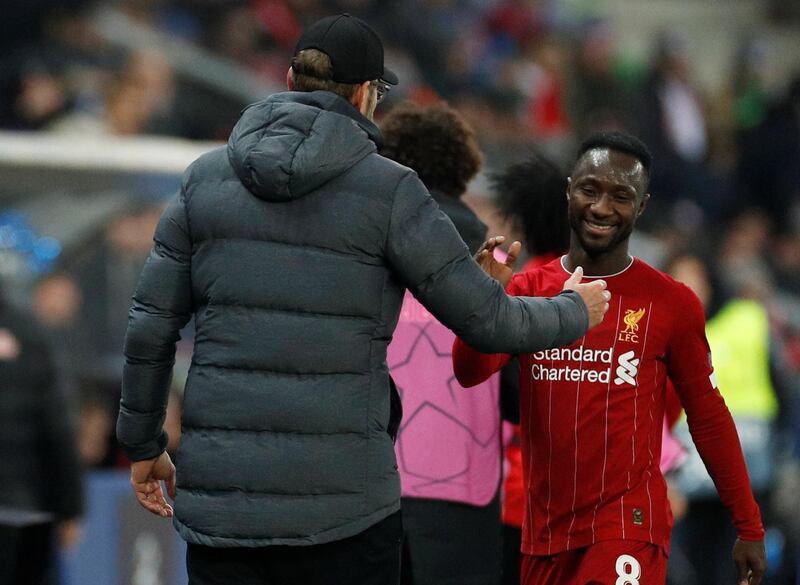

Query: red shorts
[521,540,667,585]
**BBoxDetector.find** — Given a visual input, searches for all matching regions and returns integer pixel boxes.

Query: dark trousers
[400,496,502,585]
[0,523,55,585]
[187,511,402,585]
[501,525,521,585]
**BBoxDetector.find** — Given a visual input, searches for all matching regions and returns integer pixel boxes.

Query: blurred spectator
[522,38,571,143]
[668,252,784,585]
[719,209,775,301]
[728,38,772,133]
[210,4,287,82]
[0,5,117,130]
[31,272,87,406]
[566,19,632,137]
[640,30,708,164]
[773,232,800,296]
[486,0,548,48]
[735,74,800,231]
[72,204,161,371]
[635,30,723,219]
[0,289,83,585]
[766,0,800,23]
[1,67,70,131]
[49,52,178,136]
[77,380,116,468]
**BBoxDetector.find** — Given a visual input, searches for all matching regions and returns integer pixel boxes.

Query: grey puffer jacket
[117,91,588,548]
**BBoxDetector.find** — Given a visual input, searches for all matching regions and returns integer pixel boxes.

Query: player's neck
[565,243,632,277]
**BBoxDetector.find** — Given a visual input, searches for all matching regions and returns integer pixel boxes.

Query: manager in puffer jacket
[117,13,610,585]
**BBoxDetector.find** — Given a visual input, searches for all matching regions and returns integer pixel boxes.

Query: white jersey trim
[560,255,636,279]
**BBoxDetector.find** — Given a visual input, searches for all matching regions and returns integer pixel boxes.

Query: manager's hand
[733,538,766,585]
[130,451,176,518]
[563,266,610,329]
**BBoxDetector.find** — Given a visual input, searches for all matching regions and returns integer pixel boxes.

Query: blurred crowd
[1,0,800,583]
[2,1,800,225]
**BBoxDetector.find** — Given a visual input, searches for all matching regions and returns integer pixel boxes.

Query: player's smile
[582,219,618,238]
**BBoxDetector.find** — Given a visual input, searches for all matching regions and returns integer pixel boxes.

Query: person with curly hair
[380,101,505,585]
[491,154,571,273]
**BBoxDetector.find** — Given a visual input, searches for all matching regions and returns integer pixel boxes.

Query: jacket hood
[228,91,381,202]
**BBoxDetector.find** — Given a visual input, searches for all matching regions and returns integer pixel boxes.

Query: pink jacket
[389,291,501,506]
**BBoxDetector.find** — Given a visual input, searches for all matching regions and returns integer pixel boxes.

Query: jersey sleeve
[664,379,683,430]
[666,286,764,541]
[452,273,529,387]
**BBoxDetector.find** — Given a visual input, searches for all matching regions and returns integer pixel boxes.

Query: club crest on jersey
[618,308,646,343]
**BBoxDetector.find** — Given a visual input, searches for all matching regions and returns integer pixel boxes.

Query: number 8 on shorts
[615,554,641,585]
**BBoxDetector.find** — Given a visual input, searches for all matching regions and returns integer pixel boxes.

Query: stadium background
[1,0,799,583]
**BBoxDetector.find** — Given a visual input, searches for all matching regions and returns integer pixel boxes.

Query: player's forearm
[452,337,509,387]
[684,388,765,540]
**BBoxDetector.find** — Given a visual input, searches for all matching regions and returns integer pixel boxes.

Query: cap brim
[381,67,398,86]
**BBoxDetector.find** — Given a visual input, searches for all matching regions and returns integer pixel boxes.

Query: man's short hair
[576,131,652,176]
[291,49,360,100]
[491,153,569,257]
[380,102,483,198]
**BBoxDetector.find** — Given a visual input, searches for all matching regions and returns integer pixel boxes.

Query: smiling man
[454,132,766,585]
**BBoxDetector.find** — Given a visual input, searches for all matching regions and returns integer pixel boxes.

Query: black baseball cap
[293,14,398,86]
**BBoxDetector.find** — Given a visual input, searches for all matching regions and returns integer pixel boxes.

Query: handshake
[475,236,611,329]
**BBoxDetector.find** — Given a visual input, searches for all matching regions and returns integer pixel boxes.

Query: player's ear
[566,177,572,200]
[636,193,650,217]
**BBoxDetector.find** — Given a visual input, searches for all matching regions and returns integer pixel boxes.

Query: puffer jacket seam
[190,362,366,376]
[407,246,470,291]
[174,501,399,543]
[194,236,379,263]
[182,424,365,436]
[182,171,197,239]
[198,302,374,321]
[119,404,166,417]
[383,170,414,252]
[132,297,186,319]
[247,103,276,146]
[179,486,362,496]
[181,167,198,313]
[361,172,408,516]
[285,107,324,200]
[252,109,325,199]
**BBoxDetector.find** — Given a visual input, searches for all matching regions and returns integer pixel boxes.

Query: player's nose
[589,192,614,217]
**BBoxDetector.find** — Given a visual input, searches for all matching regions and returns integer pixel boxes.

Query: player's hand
[474,236,521,288]
[131,451,176,518]
[733,538,766,585]
[563,266,610,329]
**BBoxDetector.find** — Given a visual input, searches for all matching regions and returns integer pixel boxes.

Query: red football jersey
[453,256,764,556]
